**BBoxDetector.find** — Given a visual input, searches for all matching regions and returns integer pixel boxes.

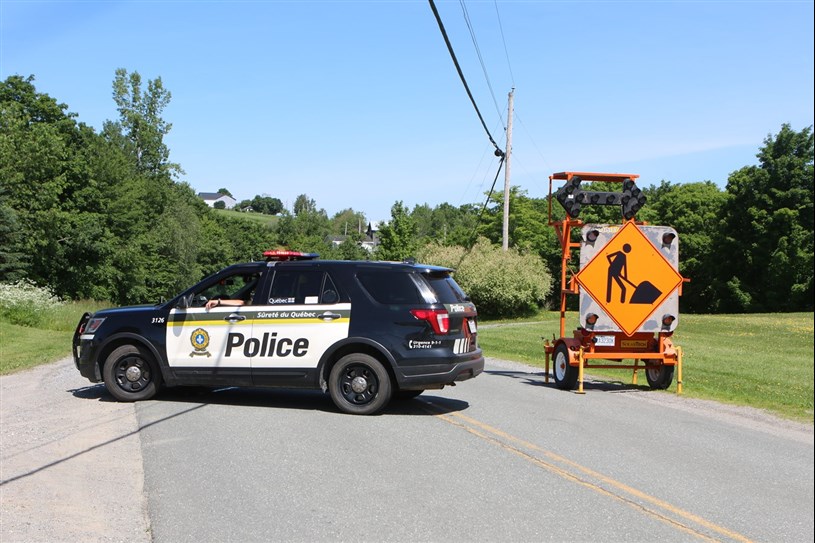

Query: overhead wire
[427,0,505,158]
[493,0,515,87]
[459,0,504,123]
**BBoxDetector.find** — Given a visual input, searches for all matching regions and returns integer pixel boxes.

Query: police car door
[166,270,260,385]
[251,268,350,386]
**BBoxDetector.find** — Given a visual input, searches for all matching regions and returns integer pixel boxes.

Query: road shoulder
[1,357,151,543]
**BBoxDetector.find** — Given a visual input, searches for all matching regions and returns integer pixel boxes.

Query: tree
[107,68,181,180]
[717,124,814,312]
[641,181,727,313]
[330,208,367,237]
[250,195,284,215]
[375,202,419,261]
[293,194,316,216]
[217,188,233,197]
[0,188,26,281]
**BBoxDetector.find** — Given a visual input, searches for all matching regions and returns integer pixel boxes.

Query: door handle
[319,312,341,321]
[224,313,246,322]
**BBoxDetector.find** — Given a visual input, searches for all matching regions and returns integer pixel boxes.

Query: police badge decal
[190,327,212,357]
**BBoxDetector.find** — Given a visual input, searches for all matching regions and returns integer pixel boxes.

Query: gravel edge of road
[1,357,151,543]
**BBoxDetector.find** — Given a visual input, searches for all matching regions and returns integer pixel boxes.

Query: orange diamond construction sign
[575,221,684,336]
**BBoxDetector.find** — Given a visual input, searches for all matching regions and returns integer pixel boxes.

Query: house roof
[198,192,234,201]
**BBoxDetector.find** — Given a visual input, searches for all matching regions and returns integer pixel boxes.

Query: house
[325,222,382,253]
[198,192,237,210]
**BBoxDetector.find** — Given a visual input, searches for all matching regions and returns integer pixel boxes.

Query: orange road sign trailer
[544,172,688,394]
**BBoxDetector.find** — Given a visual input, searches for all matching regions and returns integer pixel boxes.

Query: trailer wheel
[645,364,674,390]
[553,343,578,390]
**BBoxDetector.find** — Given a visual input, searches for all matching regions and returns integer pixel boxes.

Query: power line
[459,0,504,123]
[428,0,505,158]
[493,0,515,87]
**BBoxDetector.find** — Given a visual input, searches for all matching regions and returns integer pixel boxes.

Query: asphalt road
[2,357,813,543]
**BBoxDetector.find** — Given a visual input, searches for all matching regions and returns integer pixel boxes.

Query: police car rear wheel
[103,345,161,402]
[329,354,392,415]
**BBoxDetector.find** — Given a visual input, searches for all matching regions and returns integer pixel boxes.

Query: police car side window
[268,270,326,305]
[357,271,424,304]
[194,271,261,307]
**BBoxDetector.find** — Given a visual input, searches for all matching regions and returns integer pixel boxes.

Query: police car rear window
[424,274,470,304]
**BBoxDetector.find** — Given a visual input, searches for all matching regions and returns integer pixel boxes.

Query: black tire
[552,343,578,390]
[393,389,424,401]
[645,364,675,390]
[102,345,162,402]
[329,353,392,415]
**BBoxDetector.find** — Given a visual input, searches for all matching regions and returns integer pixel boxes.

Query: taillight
[84,317,106,334]
[410,308,449,335]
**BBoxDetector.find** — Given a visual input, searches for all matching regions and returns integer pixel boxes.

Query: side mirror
[177,294,191,309]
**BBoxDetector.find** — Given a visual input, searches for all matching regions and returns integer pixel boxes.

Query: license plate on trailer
[594,335,615,347]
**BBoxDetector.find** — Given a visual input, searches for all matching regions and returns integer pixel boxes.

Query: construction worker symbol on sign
[606,243,662,304]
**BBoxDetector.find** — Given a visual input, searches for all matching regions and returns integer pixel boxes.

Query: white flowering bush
[0,280,65,327]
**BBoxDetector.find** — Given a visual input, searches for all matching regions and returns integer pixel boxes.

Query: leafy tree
[276,206,332,255]
[108,68,181,180]
[293,194,316,216]
[214,200,226,209]
[641,181,726,313]
[251,195,284,215]
[375,201,419,261]
[717,124,814,312]
[217,187,233,197]
[330,208,367,236]
[429,202,481,247]
[0,188,26,282]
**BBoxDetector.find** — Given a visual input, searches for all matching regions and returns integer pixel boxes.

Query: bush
[419,238,553,318]
[0,279,65,327]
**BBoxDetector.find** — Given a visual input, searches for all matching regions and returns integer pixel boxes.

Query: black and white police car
[73,250,484,415]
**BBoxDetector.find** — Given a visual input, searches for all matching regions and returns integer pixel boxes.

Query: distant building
[325,222,382,253]
[198,192,237,209]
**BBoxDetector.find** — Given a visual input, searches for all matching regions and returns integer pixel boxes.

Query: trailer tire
[645,364,674,390]
[553,343,578,390]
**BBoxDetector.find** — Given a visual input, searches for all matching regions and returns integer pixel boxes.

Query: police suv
[72,250,484,415]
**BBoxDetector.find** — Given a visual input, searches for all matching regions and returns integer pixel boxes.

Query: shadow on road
[71,383,469,416]
[485,369,653,393]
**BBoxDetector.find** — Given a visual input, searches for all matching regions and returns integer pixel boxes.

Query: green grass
[0,300,109,375]
[478,312,814,423]
[214,208,278,227]
[2,304,812,424]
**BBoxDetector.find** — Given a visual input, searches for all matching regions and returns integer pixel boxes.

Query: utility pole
[502,88,514,251]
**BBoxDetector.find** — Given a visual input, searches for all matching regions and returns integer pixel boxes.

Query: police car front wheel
[329,353,392,415]
[103,344,162,402]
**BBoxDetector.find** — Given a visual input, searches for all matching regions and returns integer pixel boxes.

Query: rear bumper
[394,350,484,389]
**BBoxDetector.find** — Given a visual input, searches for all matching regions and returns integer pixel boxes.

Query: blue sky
[2,0,813,223]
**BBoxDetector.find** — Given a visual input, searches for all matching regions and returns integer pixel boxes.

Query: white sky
[2,0,813,222]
